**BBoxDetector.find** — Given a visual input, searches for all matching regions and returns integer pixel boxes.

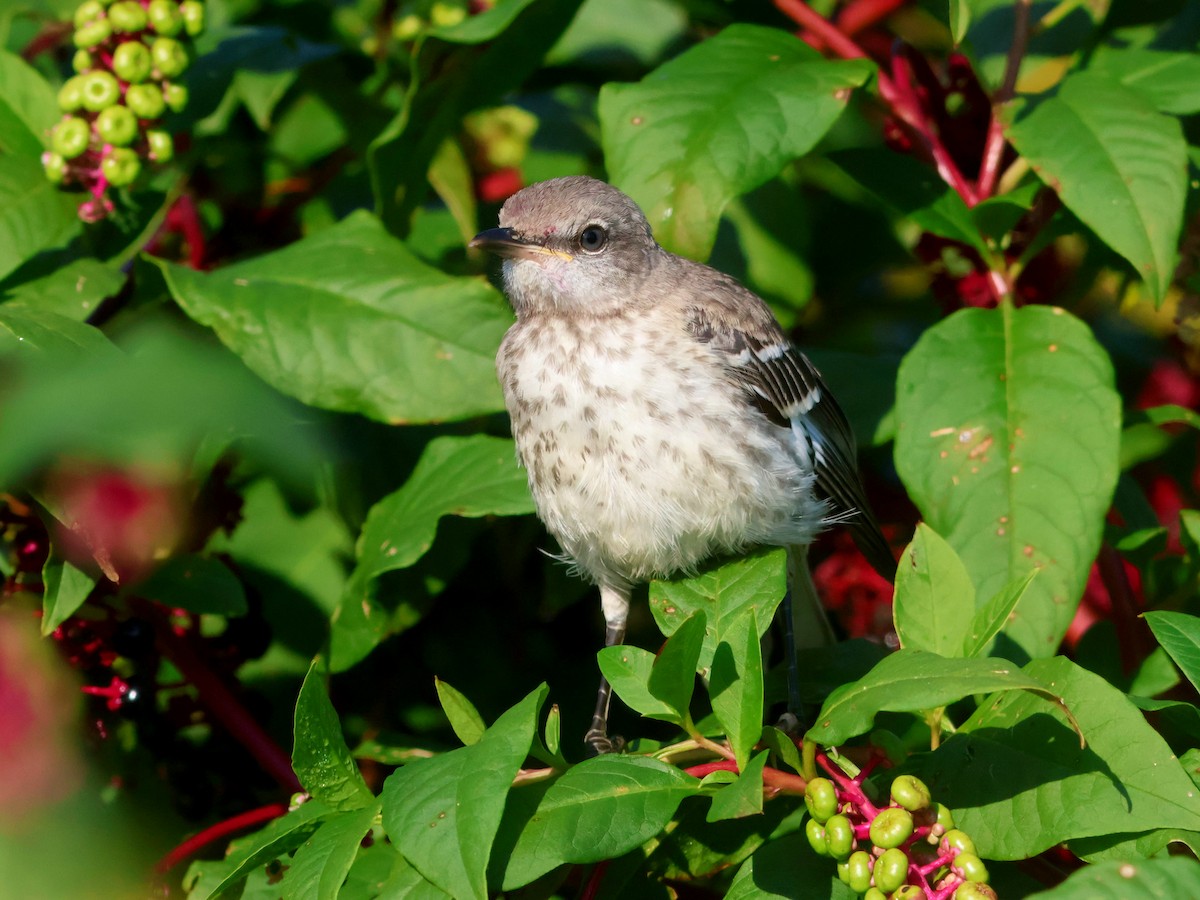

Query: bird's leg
[779,544,835,733]
[585,583,629,754]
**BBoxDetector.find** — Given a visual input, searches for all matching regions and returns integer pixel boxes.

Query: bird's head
[471,176,661,316]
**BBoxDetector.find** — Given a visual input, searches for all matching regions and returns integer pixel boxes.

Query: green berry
[824,813,855,860]
[80,70,121,111]
[51,117,91,158]
[804,777,838,824]
[146,0,183,35]
[57,76,86,112]
[835,858,850,885]
[112,40,153,82]
[179,0,205,36]
[429,1,466,27]
[845,850,872,894]
[72,49,94,72]
[73,0,106,27]
[101,147,141,186]
[804,818,829,857]
[150,36,189,78]
[893,887,927,900]
[161,82,188,113]
[108,0,147,32]
[953,852,989,883]
[935,802,955,831]
[145,129,173,161]
[96,105,138,145]
[875,847,909,894]
[890,775,932,813]
[392,13,422,40]
[74,18,113,49]
[42,152,69,183]
[864,890,887,900]
[126,83,165,119]
[869,807,915,850]
[941,829,977,857]
[954,883,999,900]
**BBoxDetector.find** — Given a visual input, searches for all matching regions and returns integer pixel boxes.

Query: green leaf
[429,0,539,43]
[381,684,545,900]
[726,832,856,900]
[1028,857,1200,897]
[0,156,82,285]
[649,548,786,675]
[493,755,700,890]
[279,804,380,900]
[961,570,1037,658]
[599,24,872,260]
[709,609,765,770]
[435,678,487,746]
[0,49,58,157]
[427,138,477,248]
[648,610,706,721]
[893,523,976,656]
[805,649,1071,746]
[154,211,513,424]
[0,306,113,357]
[134,555,247,616]
[1005,72,1186,303]
[894,304,1121,658]
[330,435,533,671]
[597,644,680,723]
[760,725,804,774]
[949,0,970,45]
[375,855,453,899]
[918,658,1200,859]
[1088,48,1200,114]
[41,551,98,635]
[1144,611,1200,695]
[293,658,375,811]
[706,751,767,823]
[0,258,125,321]
[1071,824,1200,864]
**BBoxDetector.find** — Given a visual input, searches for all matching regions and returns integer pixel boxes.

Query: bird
[471,175,895,753]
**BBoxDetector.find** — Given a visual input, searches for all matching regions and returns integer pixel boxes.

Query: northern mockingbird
[472,176,894,752]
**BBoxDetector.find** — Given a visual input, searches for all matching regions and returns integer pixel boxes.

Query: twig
[579,860,609,900]
[837,0,907,37]
[155,802,289,873]
[977,0,1032,199]
[774,0,869,60]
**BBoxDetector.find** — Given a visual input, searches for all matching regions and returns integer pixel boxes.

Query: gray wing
[686,306,896,580]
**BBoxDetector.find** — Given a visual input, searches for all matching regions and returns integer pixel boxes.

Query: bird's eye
[579,225,607,253]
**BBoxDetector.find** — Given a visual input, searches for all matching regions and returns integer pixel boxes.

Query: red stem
[774,0,869,60]
[155,802,289,873]
[578,860,609,900]
[837,0,907,37]
[976,0,1032,199]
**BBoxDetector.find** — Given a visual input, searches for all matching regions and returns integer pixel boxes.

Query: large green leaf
[293,658,375,811]
[709,608,765,771]
[917,658,1200,859]
[1144,611,1200,695]
[381,685,544,900]
[1006,72,1186,303]
[0,258,125,321]
[599,24,872,260]
[1088,48,1200,115]
[155,211,513,424]
[725,832,856,900]
[329,434,533,671]
[894,304,1121,657]
[279,804,380,900]
[0,49,57,157]
[494,755,699,890]
[0,156,81,284]
[1029,858,1200,899]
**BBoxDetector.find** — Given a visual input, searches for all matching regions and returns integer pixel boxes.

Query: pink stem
[155,802,288,873]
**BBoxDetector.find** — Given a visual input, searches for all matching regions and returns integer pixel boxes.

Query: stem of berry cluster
[155,802,289,873]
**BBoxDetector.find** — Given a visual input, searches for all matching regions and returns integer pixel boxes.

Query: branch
[155,802,289,873]
[977,0,1032,199]
[774,0,869,60]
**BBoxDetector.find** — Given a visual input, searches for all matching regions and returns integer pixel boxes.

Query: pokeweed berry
[804,777,838,824]
[805,817,830,857]
[57,76,86,112]
[146,0,183,36]
[96,105,139,146]
[954,883,999,900]
[43,152,69,183]
[823,813,855,860]
[73,49,94,73]
[162,82,188,113]
[874,847,909,894]
[145,129,173,162]
[893,886,928,900]
[890,774,932,812]
[101,147,142,186]
[80,70,121,111]
[941,829,977,857]
[869,807,915,850]
[73,18,112,49]
[150,37,189,78]
[51,117,91,159]
[845,850,872,894]
[953,852,989,883]
[863,890,887,900]
[112,40,153,83]
[179,0,205,36]
[73,0,106,27]
[108,0,147,32]
[126,83,166,119]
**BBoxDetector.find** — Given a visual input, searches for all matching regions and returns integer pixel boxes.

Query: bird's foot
[774,711,802,736]
[584,729,625,756]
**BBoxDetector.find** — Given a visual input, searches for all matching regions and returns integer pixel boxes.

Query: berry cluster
[44,0,205,221]
[805,769,996,900]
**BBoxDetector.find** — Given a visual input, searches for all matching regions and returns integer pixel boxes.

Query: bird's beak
[470,227,573,261]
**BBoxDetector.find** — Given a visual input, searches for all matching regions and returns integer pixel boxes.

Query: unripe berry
[824,814,855,860]
[74,18,113,49]
[101,147,141,186]
[893,887,927,900]
[112,40,153,82]
[145,129,173,161]
[80,70,121,111]
[96,105,139,146]
[869,807,915,850]
[890,775,932,812]
[392,13,422,40]
[73,49,94,73]
[864,890,887,900]
[804,777,838,824]
[151,37,189,78]
[126,83,165,119]
[874,847,909,894]
[42,152,69,183]
[58,76,86,112]
[51,117,91,159]
[835,858,850,885]
[845,850,872,894]
[73,0,106,27]
[954,883,999,900]
[162,82,188,113]
[941,829,977,857]
[804,818,829,857]
[953,852,989,883]
[180,0,205,36]
[430,1,466,27]
[108,0,147,32]
[146,0,183,36]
